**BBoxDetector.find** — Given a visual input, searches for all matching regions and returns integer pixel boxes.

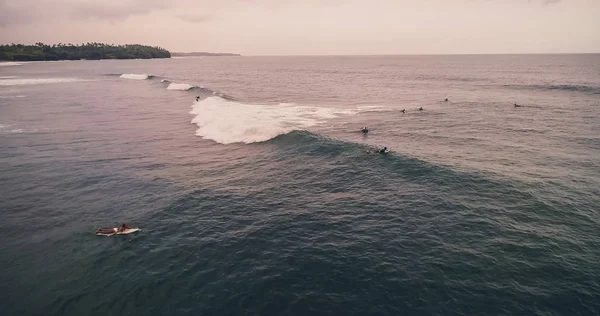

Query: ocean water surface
[1,55,599,315]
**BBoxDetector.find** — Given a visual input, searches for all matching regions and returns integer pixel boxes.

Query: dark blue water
[1,55,599,316]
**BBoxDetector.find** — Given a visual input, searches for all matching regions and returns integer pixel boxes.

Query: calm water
[1,55,599,316]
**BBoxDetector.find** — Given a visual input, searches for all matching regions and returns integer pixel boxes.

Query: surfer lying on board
[96,223,130,235]
[379,147,389,154]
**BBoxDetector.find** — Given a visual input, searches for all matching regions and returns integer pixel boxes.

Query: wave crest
[119,74,151,80]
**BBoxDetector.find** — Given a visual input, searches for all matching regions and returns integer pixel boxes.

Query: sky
[0,0,599,55]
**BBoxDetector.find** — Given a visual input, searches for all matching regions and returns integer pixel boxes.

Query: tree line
[0,43,171,61]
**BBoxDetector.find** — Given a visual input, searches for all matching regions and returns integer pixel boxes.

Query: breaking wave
[190,97,359,144]
[167,82,196,91]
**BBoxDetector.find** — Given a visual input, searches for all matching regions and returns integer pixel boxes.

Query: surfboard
[96,228,141,236]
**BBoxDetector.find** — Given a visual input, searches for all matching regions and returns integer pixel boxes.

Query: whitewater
[190,96,365,144]
[0,77,83,86]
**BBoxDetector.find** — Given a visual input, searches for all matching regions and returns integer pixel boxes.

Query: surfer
[378,147,388,154]
[401,109,406,113]
[361,126,369,134]
[117,223,131,232]
[444,98,448,102]
[514,103,522,107]
[96,223,130,235]
[419,107,424,111]
[195,96,200,102]
[96,227,117,235]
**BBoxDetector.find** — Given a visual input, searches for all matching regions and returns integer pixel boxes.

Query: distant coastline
[171,52,241,57]
[0,43,171,61]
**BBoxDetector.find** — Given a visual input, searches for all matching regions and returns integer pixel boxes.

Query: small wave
[0,76,18,79]
[190,97,359,144]
[167,82,196,91]
[0,95,26,99]
[119,74,151,80]
[0,78,83,86]
[540,84,600,94]
[505,84,600,95]
[0,123,52,134]
[0,62,22,67]
[357,105,388,112]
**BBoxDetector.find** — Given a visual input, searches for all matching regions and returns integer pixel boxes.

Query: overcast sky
[1,0,598,55]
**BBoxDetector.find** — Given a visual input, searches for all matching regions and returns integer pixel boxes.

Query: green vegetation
[0,43,171,61]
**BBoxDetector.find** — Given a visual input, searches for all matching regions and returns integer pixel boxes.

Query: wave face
[119,74,151,80]
[167,82,196,91]
[0,78,83,86]
[190,97,357,144]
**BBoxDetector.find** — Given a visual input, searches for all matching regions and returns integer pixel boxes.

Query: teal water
[1,55,599,315]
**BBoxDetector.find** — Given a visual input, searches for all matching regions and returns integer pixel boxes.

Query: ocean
[1,55,599,316]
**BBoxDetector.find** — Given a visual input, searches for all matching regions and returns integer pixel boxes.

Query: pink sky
[1,0,599,55]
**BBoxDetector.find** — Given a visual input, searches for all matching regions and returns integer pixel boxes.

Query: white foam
[0,78,83,86]
[190,97,359,144]
[167,82,196,91]
[0,62,22,67]
[0,76,18,79]
[119,73,150,80]
[357,105,389,112]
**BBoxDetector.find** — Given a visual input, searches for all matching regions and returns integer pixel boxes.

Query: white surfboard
[96,228,141,236]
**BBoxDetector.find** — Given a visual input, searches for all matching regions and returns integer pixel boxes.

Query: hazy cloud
[177,14,214,23]
[0,0,170,26]
[69,1,169,21]
[0,0,32,26]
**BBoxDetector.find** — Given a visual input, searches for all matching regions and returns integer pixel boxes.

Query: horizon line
[178,52,600,57]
